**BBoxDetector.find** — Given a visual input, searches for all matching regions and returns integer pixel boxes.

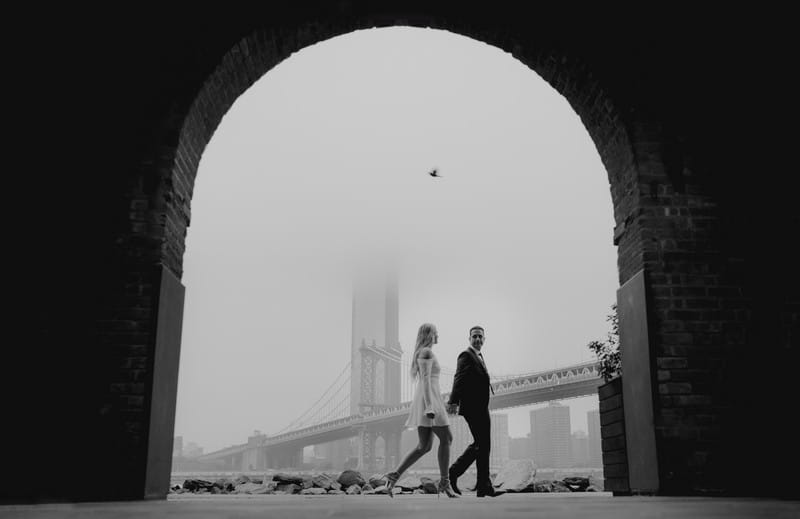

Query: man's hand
[446,403,458,415]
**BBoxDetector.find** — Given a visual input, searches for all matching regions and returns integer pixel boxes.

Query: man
[446,325,502,497]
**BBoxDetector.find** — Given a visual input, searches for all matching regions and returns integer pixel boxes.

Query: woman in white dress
[384,323,459,498]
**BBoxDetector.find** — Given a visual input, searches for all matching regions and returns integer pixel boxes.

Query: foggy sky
[174,27,618,453]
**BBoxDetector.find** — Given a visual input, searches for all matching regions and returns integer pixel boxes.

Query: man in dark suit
[446,325,501,497]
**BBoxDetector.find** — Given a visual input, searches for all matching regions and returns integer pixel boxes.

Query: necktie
[477,351,495,395]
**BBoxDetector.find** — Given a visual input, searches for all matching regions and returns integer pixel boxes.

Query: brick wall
[100,8,800,498]
[10,2,798,503]
[598,378,628,494]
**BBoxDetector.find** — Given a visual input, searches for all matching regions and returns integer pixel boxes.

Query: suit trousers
[450,409,491,487]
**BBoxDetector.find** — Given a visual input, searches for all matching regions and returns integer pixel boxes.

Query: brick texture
[12,2,798,503]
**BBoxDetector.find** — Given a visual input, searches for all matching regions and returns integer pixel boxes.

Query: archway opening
[171,26,619,490]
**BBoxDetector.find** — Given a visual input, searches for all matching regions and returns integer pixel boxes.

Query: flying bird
[429,168,442,178]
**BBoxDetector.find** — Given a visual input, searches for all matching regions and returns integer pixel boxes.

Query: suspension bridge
[196,277,602,472]
[197,345,601,472]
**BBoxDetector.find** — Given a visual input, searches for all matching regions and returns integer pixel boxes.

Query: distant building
[509,435,532,460]
[314,438,356,470]
[183,441,204,458]
[491,414,510,469]
[173,436,184,458]
[571,430,589,467]
[587,409,602,468]
[530,402,571,468]
[171,436,221,472]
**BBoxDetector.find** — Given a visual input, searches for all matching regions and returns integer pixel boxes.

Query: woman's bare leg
[393,427,433,476]
[432,426,453,479]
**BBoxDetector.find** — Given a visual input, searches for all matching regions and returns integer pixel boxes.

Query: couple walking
[384,324,501,498]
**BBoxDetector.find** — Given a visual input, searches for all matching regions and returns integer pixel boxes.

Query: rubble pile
[171,463,603,496]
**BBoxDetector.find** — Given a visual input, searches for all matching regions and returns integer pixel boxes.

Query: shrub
[587,304,620,382]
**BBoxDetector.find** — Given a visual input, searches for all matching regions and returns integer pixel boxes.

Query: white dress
[405,351,450,428]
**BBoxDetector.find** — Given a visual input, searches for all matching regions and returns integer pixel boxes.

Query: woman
[384,323,459,498]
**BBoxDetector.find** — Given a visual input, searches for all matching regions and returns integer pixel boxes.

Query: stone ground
[1,493,797,519]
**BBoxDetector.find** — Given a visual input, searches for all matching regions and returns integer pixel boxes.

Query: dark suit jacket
[447,348,494,416]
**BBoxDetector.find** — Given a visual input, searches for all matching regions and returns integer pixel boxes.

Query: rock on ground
[311,474,337,490]
[419,477,438,494]
[276,483,301,494]
[182,479,214,492]
[234,475,251,485]
[551,481,572,492]
[338,470,365,488]
[273,473,304,485]
[234,482,268,494]
[563,476,590,492]
[396,476,421,490]
[369,474,387,488]
[493,460,537,492]
[455,473,477,491]
[372,484,389,494]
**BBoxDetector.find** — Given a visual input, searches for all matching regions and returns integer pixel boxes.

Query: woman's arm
[418,348,435,414]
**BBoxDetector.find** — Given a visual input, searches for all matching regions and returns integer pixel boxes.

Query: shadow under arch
[26,4,790,505]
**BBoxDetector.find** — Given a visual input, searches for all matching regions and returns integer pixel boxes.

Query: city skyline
[177,400,604,474]
[179,398,600,460]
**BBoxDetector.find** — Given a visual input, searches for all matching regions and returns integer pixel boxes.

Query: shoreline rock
[171,465,604,495]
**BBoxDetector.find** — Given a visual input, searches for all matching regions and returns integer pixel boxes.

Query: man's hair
[469,326,485,335]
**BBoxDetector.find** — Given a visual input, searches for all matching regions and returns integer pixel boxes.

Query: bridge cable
[272,361,351,434]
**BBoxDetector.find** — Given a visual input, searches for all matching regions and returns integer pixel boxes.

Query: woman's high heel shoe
[438,476,460,498]
[384,471,400,498]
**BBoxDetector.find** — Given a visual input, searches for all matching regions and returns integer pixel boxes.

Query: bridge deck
[200,362,602,460]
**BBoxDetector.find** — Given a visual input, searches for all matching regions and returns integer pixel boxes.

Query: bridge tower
[350,273,402,414]
[350,271,403,472]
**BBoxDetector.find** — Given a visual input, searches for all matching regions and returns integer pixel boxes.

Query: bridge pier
[266,446,303,470]
[384,429,401,473]
[265,449,284,470]
[356,425,404,474]
[357,428,378,474]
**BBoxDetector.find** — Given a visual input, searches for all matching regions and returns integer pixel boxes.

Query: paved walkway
[1,493,797,519]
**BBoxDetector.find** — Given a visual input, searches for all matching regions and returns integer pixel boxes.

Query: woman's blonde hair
[410,323,437,378]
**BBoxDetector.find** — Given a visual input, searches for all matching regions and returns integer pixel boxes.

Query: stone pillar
[264,450,273,469]
[357,428,377,474]
[384,428,402,472]
[143,267,186,499]
[618,270,659,494]
[293,448,303,469]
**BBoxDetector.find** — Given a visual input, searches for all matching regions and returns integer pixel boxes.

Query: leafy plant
[587,304,620,382]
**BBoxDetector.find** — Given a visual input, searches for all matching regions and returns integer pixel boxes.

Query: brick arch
[123,16,658,500]
[104,8,763,501]
[12,4,797,504]
[134,21,642,284]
